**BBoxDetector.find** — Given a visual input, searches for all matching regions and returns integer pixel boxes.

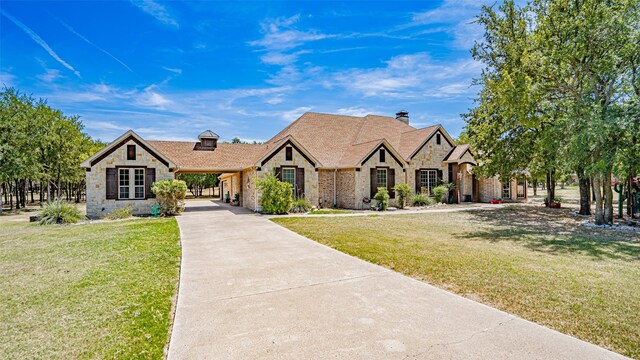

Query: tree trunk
[577,168,591,215]
[532,179,538,196]
[592,174,604,225]
[0,183,3,215]
[603,171,614,224]
[545,170,555,207]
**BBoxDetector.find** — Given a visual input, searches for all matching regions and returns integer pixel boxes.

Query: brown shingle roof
[146,112,449,170]
[443,144,471,162]
[266,112,441,168]
[147,141,266,171]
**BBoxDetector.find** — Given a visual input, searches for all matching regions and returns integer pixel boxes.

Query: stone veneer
[318,169,335,208]
[355,147,404,209]
[257,144,319,209]
[406,131,454,193]
[86,139,173,218]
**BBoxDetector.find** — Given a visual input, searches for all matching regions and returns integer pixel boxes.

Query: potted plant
[224,192,230,203]
[544,197,562,208]
[232,193,240,206]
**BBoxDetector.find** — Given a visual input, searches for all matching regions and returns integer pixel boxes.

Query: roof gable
[81,130,175,168]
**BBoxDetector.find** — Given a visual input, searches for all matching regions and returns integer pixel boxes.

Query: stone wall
[355,148,404,209]
[478,176,526,202]
[406,131,454,193]
[242,168,258,210]
[259,144,318,207]
[86,139,173,218]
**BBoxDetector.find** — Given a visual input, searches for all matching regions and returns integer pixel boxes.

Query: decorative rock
[387,207,397,211]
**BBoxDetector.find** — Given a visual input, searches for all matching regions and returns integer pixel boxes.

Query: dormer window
[203,138,215,147]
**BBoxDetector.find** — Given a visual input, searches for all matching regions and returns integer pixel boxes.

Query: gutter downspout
[334,168,337,207]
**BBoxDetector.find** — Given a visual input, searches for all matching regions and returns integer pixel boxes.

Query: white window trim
[376,168,387,189]
[282,167,296,187]
[502,182,511,199]
[118,168,145,200]
[420,169,437,196]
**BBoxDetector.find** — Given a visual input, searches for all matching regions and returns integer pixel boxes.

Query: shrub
[393,183,412,209]
[104,206,133,220]
[290,198,312,213]
[411,193,433,207]
[256,173,293,214]
[432,185,449,203]
[152,179,188,216]
[39,200,82,225]
[373,187,390,211]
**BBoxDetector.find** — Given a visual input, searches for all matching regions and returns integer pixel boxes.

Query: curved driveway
[168,200,627,359]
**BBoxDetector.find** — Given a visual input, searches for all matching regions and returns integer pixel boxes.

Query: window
[376,169,387,189]
[118,168,145,199]
[436,133,441,145]
[285,146,293,161]
[502,182,511,199]
[379,149,385,163]
[517,178,526,198]
[119,169,130,199]
[127,145,136,160]
[282,167,296,187]
[134,169,145,198]
[420,170,437,195]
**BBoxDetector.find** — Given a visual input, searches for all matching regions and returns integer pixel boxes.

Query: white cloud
[0,72,15,87]
[162,67,183,74]
[37,68,63,83]
[1,9,81,77]
[136,85,173,109]
[332,53,481,99]
[249,14,332,51]
[130,0,179,29]
[281,106,312,122]
[335,107,373,117]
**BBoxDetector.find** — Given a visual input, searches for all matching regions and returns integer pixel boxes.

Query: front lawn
[0,218,181,359]
[273,206,640,358]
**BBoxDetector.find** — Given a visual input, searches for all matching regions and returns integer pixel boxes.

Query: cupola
[196,130,219,150]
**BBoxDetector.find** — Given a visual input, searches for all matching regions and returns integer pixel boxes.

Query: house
[81,111,526,217]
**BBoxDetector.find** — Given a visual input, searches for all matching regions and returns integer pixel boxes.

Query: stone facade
[220,172,241,203]
[355,147,404,209]
[406,131,454,193]
[86,139,173,218]
[478,177,527,202]
[242,168,258,209]
[259,144,318,209]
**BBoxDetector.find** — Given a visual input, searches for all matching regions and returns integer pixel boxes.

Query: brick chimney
[395,110,409,125]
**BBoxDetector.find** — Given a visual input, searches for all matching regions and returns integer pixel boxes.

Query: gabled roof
[443,144,477,165]
[148,141,265,172]
[80,130,175,169]
[265,112,451,168]
[256,135,322,168]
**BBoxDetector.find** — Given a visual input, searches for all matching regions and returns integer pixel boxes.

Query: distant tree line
[176,173,218,197]
[0,88,104,214]
[464,0,639,224]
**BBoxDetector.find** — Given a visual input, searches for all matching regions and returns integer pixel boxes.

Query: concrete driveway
[168,200,627,359]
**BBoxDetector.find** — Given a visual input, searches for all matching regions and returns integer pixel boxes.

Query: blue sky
[1,0,489,143]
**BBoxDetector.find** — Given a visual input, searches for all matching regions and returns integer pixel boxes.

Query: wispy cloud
[162,67,183,74]
[55,17,133,72]
[37,68,63,83]
[0,71,16,87]
[333,52,481,99]
[336,106,374,117]
[1,9,81,77]
[130,0,179,29]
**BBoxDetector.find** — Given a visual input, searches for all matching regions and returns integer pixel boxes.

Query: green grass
[273,206,640,358]
[308,209,350,215]
[0,218,181,359]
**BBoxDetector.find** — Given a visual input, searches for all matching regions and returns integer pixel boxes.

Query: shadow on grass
[458,206,640,262]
